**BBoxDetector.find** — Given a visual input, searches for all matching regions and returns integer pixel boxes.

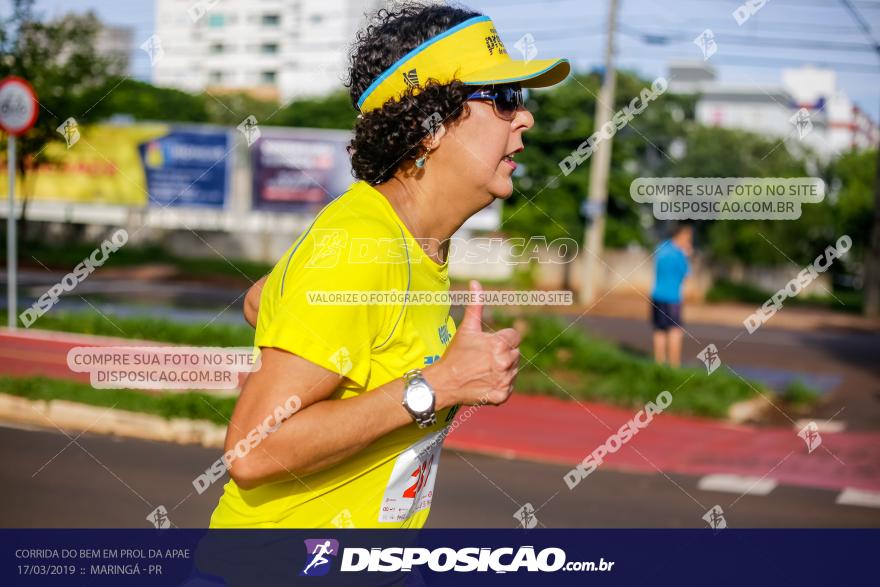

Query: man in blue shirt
[650,224,693,367]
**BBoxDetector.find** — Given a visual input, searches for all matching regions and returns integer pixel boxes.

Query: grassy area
[3,309,814,420]
[450,265,538,290]
[1,311,255,347]
[497,313,767,418]
[779,379,821,408]
[21,240,273,283]
[706,278,863,314]
[0,376,235,425]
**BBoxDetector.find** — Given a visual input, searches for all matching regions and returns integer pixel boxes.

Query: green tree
[200,91,278,127]
[828,148,877,309]
[271,90,357,129]
[82,79,210,124]
[502,70,695,247]
[828,148,876,262]
[0,0,119,237]
[669,125,837,267]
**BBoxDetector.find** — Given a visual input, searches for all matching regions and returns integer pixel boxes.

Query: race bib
[378,431,443,523]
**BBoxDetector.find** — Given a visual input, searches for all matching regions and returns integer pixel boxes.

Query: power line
[839,0,880,56]
[611,51,880,74]
[686,0,880,8]
[503,24,880,58]
[618,23,880,53]
[529,34,880,73]
[620,17,866,34]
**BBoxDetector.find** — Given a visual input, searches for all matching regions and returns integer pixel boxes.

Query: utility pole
[579,0,619,304]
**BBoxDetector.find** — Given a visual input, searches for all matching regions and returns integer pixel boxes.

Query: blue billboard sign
[139,127,232,208]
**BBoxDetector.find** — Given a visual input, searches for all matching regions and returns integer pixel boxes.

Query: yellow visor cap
[357,15,571,113]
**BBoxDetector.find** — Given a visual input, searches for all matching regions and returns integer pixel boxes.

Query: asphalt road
[3,423,877,529]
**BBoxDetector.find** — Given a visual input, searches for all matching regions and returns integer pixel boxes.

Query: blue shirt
[651,240,689,303]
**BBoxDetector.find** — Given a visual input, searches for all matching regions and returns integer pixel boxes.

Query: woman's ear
[424,118,446,150]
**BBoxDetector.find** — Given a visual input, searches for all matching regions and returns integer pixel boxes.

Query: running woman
[210,2,570,528]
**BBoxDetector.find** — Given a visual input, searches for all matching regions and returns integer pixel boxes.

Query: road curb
[0,393,226,448]
[727,394,773,424]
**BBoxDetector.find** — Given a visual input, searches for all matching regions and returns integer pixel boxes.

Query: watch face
[407,384,433,412]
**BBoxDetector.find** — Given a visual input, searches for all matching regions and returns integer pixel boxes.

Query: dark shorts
[651,300,682,331]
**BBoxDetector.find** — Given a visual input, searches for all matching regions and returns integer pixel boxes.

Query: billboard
[1,124,165,206]
[0,124,232,208]
[250,127,353,210]
[139,126,232,208]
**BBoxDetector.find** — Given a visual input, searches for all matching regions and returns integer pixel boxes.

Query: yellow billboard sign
[1,123,169,206]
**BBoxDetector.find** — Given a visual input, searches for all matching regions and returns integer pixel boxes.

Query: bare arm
[225,347,457,488]
[243,276,267,328]
[225,281,520,489]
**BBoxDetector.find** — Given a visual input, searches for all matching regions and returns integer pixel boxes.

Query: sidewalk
[2,327,879,494]
[524,286,880,333]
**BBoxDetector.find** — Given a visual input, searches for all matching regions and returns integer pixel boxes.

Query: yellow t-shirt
[210,180,459,528]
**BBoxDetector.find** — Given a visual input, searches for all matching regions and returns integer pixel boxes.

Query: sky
[6,0,880,120]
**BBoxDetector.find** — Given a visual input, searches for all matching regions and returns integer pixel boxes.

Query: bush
[0,376,235,425]
[497,313,763,418]
[2,311,254,347]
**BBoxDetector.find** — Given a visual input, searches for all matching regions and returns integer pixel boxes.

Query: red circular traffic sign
[0,76,38,136]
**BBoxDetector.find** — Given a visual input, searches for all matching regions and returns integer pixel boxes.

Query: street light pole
[580,0,620,304]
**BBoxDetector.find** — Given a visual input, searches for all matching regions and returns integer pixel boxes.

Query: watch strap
[402,369,437,428]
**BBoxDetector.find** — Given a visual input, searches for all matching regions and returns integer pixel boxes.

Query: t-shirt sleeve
[254,223,403,388]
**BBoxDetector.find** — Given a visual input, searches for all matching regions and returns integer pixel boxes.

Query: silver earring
[415,148,431,169]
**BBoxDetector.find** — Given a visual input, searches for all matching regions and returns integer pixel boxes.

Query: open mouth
[502,148,523,169]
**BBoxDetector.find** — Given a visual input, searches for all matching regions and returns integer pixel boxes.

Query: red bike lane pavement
[2,328,879,493]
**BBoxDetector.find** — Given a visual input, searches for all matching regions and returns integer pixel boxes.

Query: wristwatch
[402,369,437,428]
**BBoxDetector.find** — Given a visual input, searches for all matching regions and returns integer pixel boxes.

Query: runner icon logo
[301,539,340,577]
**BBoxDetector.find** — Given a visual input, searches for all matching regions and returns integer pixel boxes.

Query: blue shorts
[651,300,682,331]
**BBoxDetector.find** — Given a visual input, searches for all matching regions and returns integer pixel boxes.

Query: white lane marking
[836,488,880,509]
[697,474,777,495]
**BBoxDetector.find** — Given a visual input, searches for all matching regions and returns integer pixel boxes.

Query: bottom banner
[2,529,876,586]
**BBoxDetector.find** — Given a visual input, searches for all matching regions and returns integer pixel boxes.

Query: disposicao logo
[300,539,339,577]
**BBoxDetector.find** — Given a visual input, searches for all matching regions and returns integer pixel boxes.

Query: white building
[669,61,879,159]
[782,66,879,155]
[153,0,384,102]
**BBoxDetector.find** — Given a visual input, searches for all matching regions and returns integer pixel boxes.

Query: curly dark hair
[345,2,482,184]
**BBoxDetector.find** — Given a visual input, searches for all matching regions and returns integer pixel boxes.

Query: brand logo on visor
[403,68,420,88]
[485,28,507,55]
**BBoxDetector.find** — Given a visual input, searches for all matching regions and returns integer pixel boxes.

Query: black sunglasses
[466,84,524,121]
